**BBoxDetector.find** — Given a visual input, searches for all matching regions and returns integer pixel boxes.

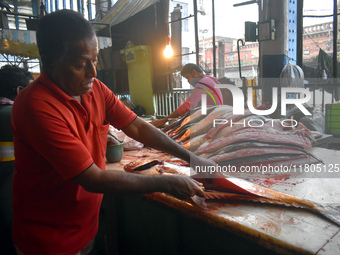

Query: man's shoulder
[198,75,219,87]
[201,75,218,83]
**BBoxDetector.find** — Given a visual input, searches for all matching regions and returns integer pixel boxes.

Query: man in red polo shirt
[11,10,214,255]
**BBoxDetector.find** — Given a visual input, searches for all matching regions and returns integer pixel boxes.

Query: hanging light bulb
[164,35,173,58]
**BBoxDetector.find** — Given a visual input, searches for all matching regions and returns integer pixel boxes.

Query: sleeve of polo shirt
[176,99,191,116]
[99,81,137,130]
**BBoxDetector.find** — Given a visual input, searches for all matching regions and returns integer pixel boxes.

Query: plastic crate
[326,104,340,136]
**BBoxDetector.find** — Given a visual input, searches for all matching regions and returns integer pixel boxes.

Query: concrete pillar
[218,41,225,78]
[259,0,289,104]
[170,4,182,70]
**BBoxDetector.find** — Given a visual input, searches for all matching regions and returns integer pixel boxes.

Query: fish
[176,129,191,143]
[188,105,233,139]
[192,173,340,226]
[194,129,312,155]
[162,111,190,133]
[124,160,340,226]
[209,147,308,163]
[171,124,195,140]
[206,141,305,158]
[125,160,193,176]
[172,115,191,134]
[205,109,254,139]
[216,154,322,174]
[187,106,218,125]
[163,106,216,134]
[182,134,208,151]
[212,115,267,140]
[204,191,315,208]
[124,159,164,172]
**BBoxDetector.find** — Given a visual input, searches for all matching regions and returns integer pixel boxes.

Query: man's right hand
[163,175,205,199]
[150,118,167,128]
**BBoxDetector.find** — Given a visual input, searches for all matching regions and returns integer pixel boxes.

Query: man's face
[184,69,202,84]
[184,73,194,84]
[49,36,98,98]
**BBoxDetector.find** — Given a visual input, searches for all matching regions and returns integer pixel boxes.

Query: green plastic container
[326,104,340,136]
[106,142,124,163]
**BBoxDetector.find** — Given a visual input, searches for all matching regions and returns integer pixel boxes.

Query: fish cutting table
[103,147,340,255]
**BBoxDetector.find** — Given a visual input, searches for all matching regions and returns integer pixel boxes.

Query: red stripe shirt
[176,75,223,115]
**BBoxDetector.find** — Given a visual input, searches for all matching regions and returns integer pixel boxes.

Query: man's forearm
[77,166,169,194]
[123,117,193,163]
[164,109,180,121]
[74,163,205,198]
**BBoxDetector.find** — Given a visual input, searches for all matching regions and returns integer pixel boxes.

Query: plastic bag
[108,125,144,151]
[298,111,325,133]
[280,63,305,88]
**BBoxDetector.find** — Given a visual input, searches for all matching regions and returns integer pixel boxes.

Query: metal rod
[237,39,247,107]
[212,0,217,77]
[172,51,196,58]
[169,14,194,23]
[233,0,257,7]
[303,14,340,18]
[90,22,110,26]
[237,39,245,79]
[193,0,199,65]
[322,87,325,113]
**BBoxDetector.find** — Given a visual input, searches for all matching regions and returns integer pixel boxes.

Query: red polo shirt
[11,70,136,254]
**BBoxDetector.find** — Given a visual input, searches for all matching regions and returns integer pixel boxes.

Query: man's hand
[164,175,205,199]
[150,118,167,128]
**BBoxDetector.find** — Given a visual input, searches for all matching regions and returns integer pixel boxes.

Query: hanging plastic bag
[280,63,305,88]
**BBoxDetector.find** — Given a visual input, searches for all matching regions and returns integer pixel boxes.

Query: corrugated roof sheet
[98,0,159,29]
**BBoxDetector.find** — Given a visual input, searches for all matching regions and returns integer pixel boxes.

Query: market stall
[104,147,340,255]
[103,104,340,254]
[104,101,340,254]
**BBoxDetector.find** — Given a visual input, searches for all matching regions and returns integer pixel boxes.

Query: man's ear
[191,69,198,77]
[16,86,24,96]
[192,69,202,78]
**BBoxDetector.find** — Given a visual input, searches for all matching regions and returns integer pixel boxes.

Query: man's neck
[72,96,81,104]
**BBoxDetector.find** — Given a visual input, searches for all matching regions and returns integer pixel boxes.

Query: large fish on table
[194,129,312,155]
[123,159,340,226]
[193,172,340,226]
[188,105,233,139]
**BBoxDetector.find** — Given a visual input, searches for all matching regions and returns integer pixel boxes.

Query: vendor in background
[11,10,215,255]
[151,63,223,127]
[0,65,33,255]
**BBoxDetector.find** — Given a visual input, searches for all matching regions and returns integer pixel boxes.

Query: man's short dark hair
[36,9,96,70]
[180,63,203,76]
[0,65,33,99]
